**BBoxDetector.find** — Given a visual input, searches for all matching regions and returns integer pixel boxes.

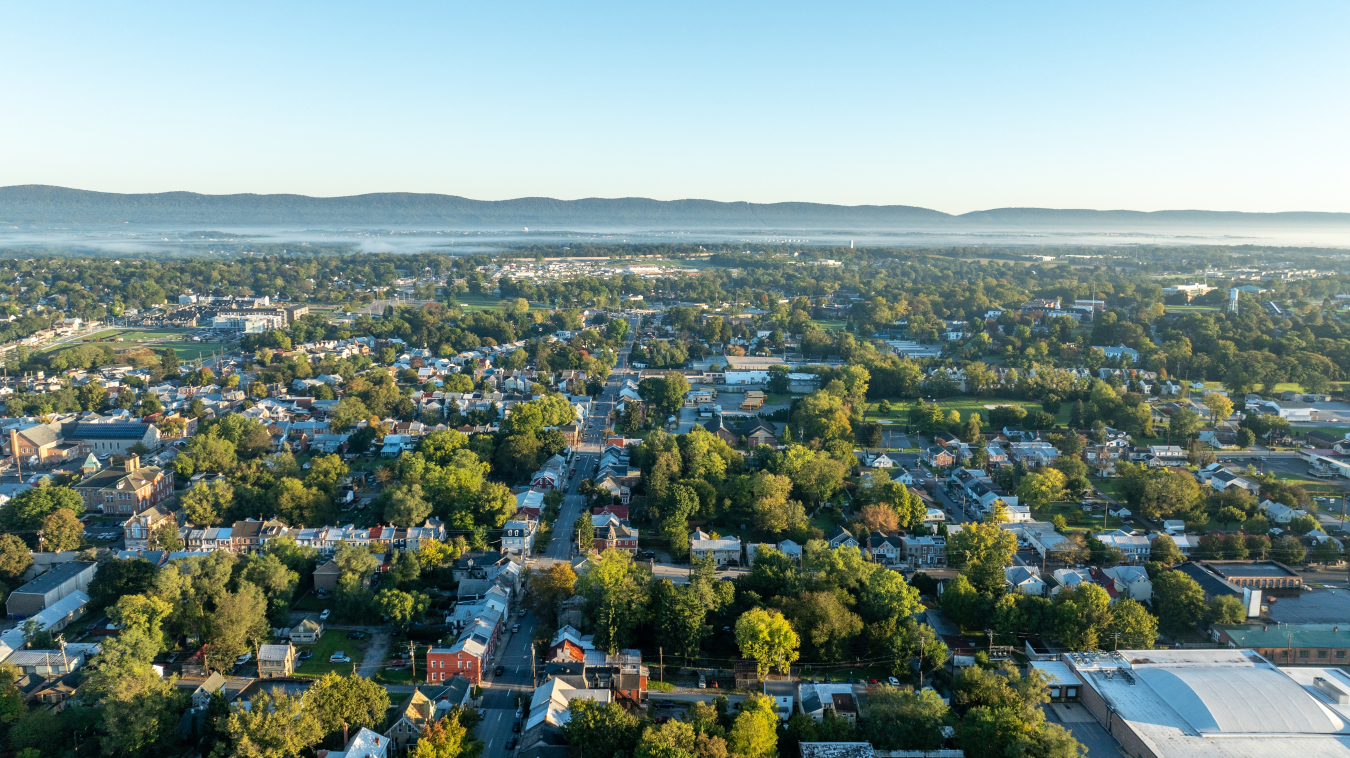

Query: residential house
[258,644,295,678]
[689,529,742,566]
[899,534,945,566]
[313,559,341,592]
[1099,565,1152,602]
[503,517,538,557]
[191,672,228,709]
[1006,566,1046,595]
[923,446,955,468]
[1209,469,1260,494]
[866,532,903,564]
[290,615,323,644]
[826,526,859,549]
[427,609,502,685]
[1094,529,1152,563]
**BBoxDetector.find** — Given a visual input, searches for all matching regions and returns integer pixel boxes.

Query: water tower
[1229,288,1240,315]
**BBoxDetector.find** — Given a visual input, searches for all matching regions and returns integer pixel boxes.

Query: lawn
[450,293,551,313]
[293,629,366,678]
[1031,501,1103,531]
[1093,478,1125,502]
[166,342,233,361]
[864,396,1073,429]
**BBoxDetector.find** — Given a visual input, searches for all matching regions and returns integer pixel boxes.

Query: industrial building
[6,561,97,619]
[1067,648,1350,758]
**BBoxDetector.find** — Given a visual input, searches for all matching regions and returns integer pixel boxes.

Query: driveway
[357,630,390,678]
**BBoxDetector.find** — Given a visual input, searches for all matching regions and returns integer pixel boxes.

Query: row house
[900,534,946,566]
[866,532,904,564]
[590,513,638,554]
[1094,529,1152,564]
[1006,441,1060,467]
[426,608,503,686]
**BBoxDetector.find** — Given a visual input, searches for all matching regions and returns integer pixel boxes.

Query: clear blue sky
[2,2,1347,214]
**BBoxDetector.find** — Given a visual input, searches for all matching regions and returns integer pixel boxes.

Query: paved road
[479,613,537,758]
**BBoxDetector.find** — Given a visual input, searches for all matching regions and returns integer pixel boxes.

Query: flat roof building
[1214,624,1350,667]
[1200,560,1303,589]
[6,561,97,619]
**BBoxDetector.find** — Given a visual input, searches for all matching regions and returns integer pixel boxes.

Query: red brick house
[426,610,501,685]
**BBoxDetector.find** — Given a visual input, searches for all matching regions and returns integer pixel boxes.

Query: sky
[1,2,1347,214]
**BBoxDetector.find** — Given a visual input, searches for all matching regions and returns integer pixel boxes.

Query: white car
[236,652,252,665]
[888,677,901,687]
[320,609,331,621]
[330,652,351,663]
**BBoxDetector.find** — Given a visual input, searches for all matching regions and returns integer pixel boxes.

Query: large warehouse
[1066,648,1350,758]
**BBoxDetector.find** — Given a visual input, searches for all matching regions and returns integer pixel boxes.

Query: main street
[477,612,538,758]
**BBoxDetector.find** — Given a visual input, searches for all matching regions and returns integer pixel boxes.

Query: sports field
[865,395,1073,428]
[449,293,551,313]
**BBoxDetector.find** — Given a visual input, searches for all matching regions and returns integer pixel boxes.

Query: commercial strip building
[1212,624,1350,667]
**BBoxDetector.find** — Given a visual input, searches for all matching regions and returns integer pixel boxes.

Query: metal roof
[1137,665,1343,734]
[10,561,96,597]
[1215,624,1350,650]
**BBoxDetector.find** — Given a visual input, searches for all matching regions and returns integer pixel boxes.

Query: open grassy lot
[1165,304,1221,313]
[293,629,366,678]
[166,342,232,361]
[813,320,848,331]
[450,293,551,313]
[865,395,1072,428]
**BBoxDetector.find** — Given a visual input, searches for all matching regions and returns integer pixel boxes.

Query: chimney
[123,455,140,473]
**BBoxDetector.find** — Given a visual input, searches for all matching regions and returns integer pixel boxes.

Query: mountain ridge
[2,185,1349,229]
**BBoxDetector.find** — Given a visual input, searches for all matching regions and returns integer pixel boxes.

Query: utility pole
[530,638,537,689]
[659,648,664,687]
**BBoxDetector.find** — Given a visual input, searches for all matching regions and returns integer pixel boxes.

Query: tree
[1206,595,1246,626]
[96,661,187,756]
[857,504,900,534]
[1288,514,1320,535]
[782,591,863,662]
[89,557,158,608]
[961,413,983,443]
[727,694,780,758]
[1017,469,1067,509]
[307,671,392,742]
[1106,598,1157,650]
[149,520,184,551]
[240,552,301,619]
[411,710,470,758]
[526,562,577,625]
[562,700,643,758]
[575,549,650,653]
[109,593,173,652]
[305,454,349,496]
[220,689,324,758]
[1169,407,1203,439]
[637,719,698,758]
[575,513,596,554]
[0,486,84,534]
[205,582,271,672]
[945,522,1018,595]
[861,687,950,751]
[1152,570,1206,636]
[385,483,434,527]
[1236,427,1256,449]
[1054,583,1113,651]
[0,534,32,581]
[735,608,799,680]
[374,588,430,629]
[1149,533,1183,567]
[181,479,234,527]
[36,507,81,552]
[1205,394,1234,426]
[331,396,371,431]
[1273,534,1307,564]
[160,347,180,376]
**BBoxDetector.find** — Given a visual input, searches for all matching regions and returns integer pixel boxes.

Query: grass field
[813,320,848,331]
[449,293,551,313]
[165,343,232,361]
[1165,305,1221,313]
[293,630,366,678]
[865,395,1072,428]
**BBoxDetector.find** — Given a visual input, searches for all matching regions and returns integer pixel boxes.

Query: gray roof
[11,561,96,597]
[67,422,149,439]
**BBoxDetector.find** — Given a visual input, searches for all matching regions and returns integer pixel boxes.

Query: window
[1318,650,1328,659]
[1300,650,1310,658]
[1337,651,1346,659]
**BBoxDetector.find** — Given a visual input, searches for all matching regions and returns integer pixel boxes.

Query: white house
[1259,499,1306,524]
[1095,530,1151,563]
[690,529,742,566]
[1100,565,1152,602]
[1209,469,1259,494]
[1006,566,1046,596]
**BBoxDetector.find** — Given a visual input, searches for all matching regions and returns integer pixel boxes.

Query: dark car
[506,738,518,751]
[512,721,521,733]
[640,550,656,559]
[347,631,366,640]
[494,665,506,676]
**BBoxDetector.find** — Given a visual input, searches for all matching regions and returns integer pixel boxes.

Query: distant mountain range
[2,185,1349,230]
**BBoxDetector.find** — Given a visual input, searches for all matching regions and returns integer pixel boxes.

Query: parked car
[320,609,331,621]
[330,652,351,663]
[235,652,252,665]
[512,624,521,633]
[494,665,505,677]
[512,722,521,733]
[506,738,517,751]
[888,677,900,686]
[698,673,707,689]
[515,707,524,719]
[518,608,527,617]
[347,631,365,640]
